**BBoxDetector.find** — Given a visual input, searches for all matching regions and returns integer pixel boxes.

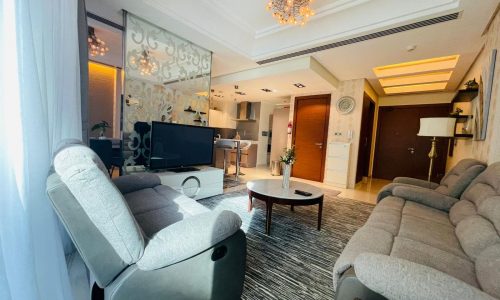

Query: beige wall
[287,79,366,188]
[257,102,275,166]
[270,107,290,164]
[88,61,120,138]
[364,80,379,176]
[378,92,455,107]
[448,9,500,167]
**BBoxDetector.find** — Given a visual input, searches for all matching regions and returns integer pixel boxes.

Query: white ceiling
[86,0,499,98]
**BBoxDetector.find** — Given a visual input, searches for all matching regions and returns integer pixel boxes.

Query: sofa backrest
[435,159,486,198]
[450,162,500,299]
[47,142,145,287]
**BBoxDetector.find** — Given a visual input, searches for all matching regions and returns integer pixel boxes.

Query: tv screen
[150,122,215,169]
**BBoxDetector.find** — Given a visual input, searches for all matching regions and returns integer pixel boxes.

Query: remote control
[295,189,312,196]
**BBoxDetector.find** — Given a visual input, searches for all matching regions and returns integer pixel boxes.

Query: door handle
[314,142,323,149]
[407,147,415,154]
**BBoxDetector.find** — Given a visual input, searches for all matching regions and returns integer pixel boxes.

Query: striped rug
[198,188,374,300]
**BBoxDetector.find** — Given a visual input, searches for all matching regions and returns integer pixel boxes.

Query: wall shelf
[452,89,478,103]
[184,108,207,115]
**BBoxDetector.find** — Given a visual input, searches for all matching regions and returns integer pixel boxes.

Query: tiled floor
[224,165,390,205]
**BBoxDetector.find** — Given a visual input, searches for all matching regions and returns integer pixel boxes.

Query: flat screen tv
[149,121,215,170]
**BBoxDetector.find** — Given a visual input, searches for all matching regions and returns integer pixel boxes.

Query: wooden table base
[248,190,323,235]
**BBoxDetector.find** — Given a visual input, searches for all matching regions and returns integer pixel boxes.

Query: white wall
[257,101,275,166]
[447,9,500,167]
[270,107,290,163]
[209,100,237,129]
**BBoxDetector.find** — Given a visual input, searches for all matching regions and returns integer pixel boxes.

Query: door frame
[355,93,376,183]
[291,94,331,182]
[372,103,451,179]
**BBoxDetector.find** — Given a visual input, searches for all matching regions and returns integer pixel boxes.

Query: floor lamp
[417,118,456,182]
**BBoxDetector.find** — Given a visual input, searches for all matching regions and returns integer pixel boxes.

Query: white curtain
[0,0,83,299]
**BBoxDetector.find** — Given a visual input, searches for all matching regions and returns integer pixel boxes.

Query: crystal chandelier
[266,0,315,26]
[129,49,159,76]
[87,27,109,57]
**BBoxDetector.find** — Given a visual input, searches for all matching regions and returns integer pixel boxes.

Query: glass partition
[123,13,211,166]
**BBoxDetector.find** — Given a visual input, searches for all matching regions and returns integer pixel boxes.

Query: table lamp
[417,118,456,182]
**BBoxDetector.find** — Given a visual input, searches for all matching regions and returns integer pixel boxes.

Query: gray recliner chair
[46,141,246,300]
[377,158,486,202]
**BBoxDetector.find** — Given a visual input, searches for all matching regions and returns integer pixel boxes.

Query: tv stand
[168,167,200,173]
[154,166,223,200]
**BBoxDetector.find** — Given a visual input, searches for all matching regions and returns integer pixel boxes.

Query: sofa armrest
[354,253,495,300]
[392,185,459,211]
[137,210,242,271]
[393,177,440,189]
[112,173,161,194]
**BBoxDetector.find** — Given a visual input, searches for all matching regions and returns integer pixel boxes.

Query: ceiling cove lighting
[383,82,448,95]
[373,55,460,78]
[88,27,109,57]
[378,71,453,87]
[293,83,306,88]
[266,0,315,26]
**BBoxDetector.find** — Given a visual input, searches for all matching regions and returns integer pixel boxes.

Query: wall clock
[336,96,355,114]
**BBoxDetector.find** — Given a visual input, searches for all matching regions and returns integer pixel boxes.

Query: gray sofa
[46,141,246,300]
[377,159,486,203]
[333,162,500,300]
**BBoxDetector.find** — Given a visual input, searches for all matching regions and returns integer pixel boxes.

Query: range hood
[234,101,256,122]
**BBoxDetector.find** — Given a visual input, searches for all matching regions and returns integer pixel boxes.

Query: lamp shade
[417,117,456,137]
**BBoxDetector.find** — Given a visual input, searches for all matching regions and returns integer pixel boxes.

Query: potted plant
[279,146,296,189]
[91,120,111,139]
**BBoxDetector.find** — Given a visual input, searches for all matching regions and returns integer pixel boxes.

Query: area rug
[223,177,246,190]
[198,189,374,300]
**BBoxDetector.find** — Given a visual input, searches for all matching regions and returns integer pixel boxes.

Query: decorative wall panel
[123,13,212,166]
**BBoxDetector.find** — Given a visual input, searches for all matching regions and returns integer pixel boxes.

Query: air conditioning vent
[256,12,461,65]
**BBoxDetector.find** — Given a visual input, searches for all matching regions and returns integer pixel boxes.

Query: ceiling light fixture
[261,88,273,92]
[129,48,159,76]
[266,0,315,26]
[88,27,109,57]
[235,91,247,95]
[383,82,448,95]
[293,83,306,88]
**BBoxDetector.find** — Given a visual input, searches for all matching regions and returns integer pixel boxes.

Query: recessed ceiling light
[235,91,246,95]
[373,55,459,77]
[383,82,448,94]
[261,88,273,92]
[379,71,452,87]
[293,83,306,88]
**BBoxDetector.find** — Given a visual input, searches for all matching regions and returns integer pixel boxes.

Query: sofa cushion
[402,201,451,226]
[449,200,477,226]
[436,159,486,198]
[124,185,210,237]
[455,215,500,260]
[476,244,500,299]
[332,226,394,290]
[390,237,478,288]
[398,214,467,259]
[113,173,161,194]
[124,188,174,216]
[364,198,403,235]
[54,144,145,264]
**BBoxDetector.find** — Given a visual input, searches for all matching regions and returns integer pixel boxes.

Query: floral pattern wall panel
[123,13,211,166]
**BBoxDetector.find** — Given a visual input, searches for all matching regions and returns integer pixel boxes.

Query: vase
[282,163,291,189]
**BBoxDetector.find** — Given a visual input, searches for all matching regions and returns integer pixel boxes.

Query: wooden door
[356,94,375,183]
[373,104,451,182]
[292,95,330,182]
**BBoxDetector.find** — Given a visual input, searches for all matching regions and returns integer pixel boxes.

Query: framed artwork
[474,48,497,141]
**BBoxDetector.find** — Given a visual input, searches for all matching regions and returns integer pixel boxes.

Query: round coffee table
[246,179,324,235]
